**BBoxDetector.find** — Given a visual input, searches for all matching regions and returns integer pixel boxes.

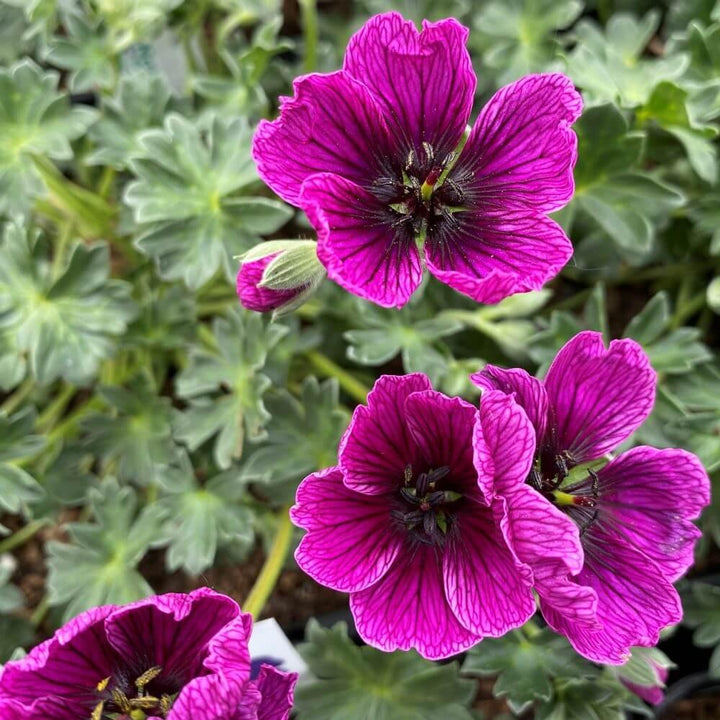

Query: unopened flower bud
[236,240,325,315]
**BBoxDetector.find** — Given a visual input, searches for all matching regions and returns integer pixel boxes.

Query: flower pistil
[391,464,463,545]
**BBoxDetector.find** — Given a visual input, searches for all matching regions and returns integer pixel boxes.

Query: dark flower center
[91,665,178,720]
[527,439,600,536]
[372,142,471,248]
[392,464,462,547]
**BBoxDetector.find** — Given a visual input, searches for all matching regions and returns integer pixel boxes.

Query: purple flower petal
[252,72,392,206]
[404,389,481,497]
[105,588,247,684]
[506,485,599,628]
[301,172,423,308]
[344,12,475,157]
[470,365,548,446]
[0,605,116,710]
[459,73,582,214]
[291,467,403,592]
[473,390,537,497]
[542,525,682,664]
[544,332,657,463]
[171,673,261,720]
[339,373,432,494]
[424,212,573,304]
[350,542,483,660]
[443,497,535,636]
[0,699,36,719]
[594,447,710,582]
[255,665,298,720]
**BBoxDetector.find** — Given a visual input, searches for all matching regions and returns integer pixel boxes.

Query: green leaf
[94,0,183,47]
[46,480,167,620]
[0,409,45,513]
[344,297,464,385]
[295,621,476,720]
[156,451,254,575]
[566,12,689,107]
[638,81,718,183]
[624,292,671,345]
[81,377,176,485]
[570,105,685,254]
[124,281,197,351]
[462,629,593,714]
[535,678,632,720]
[244,377,349,498]
[708,276,720,313]
[623,292,712,373]
[43,13,116,92]
[442,290,551,359]
[174,308,287,468]
[192,19,292,117]
[0,223,137,385]
[86,73,173,170]
[472,0,583,85]
[0,327,26,391]
[0,555,33,661]
[0,59,96,215]
[0,3,31,64]
[683,582,720,648]
[126,113,292,288]
[0,556,24,612]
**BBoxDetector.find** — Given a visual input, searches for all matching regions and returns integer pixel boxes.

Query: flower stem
[521,619,542,639]
[0,378,35,415]
[0,519,50,554]
[299,0,318,73]
[244,508,294,619]
[305,351,369,404]
[31,596,50,627]
[46,397,102,444]
[36,384,76,433]
[97,166,116,199]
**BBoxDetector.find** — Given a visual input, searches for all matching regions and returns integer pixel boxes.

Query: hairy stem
[299,0,318,73]
[0,378,35,415]
[0,519,51,554]
[36,384,77,433]
[244,508,294,619]
[305,351,369,404]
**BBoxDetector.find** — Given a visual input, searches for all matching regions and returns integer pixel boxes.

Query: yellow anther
[136,665,162,689]
[91,700,105,720]
[160,694,174,716]
[112,688,132,713]
[131,696,161,709]
[96,676,111,692]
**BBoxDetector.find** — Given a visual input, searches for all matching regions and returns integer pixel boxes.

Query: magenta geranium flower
[253,12,581,308]
[471,331,711,664]
[290,373,535,660]
[0,588,297,720]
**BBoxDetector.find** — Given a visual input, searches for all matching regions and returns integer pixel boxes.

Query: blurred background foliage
[0,0,719,717]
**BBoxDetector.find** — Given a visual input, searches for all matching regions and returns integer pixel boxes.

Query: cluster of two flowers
[292,331,711,663]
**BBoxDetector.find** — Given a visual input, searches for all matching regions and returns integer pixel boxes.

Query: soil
[140,545,349,631]
[472,677,514,717]
[659,695,720,720]
[3,513,347,633]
